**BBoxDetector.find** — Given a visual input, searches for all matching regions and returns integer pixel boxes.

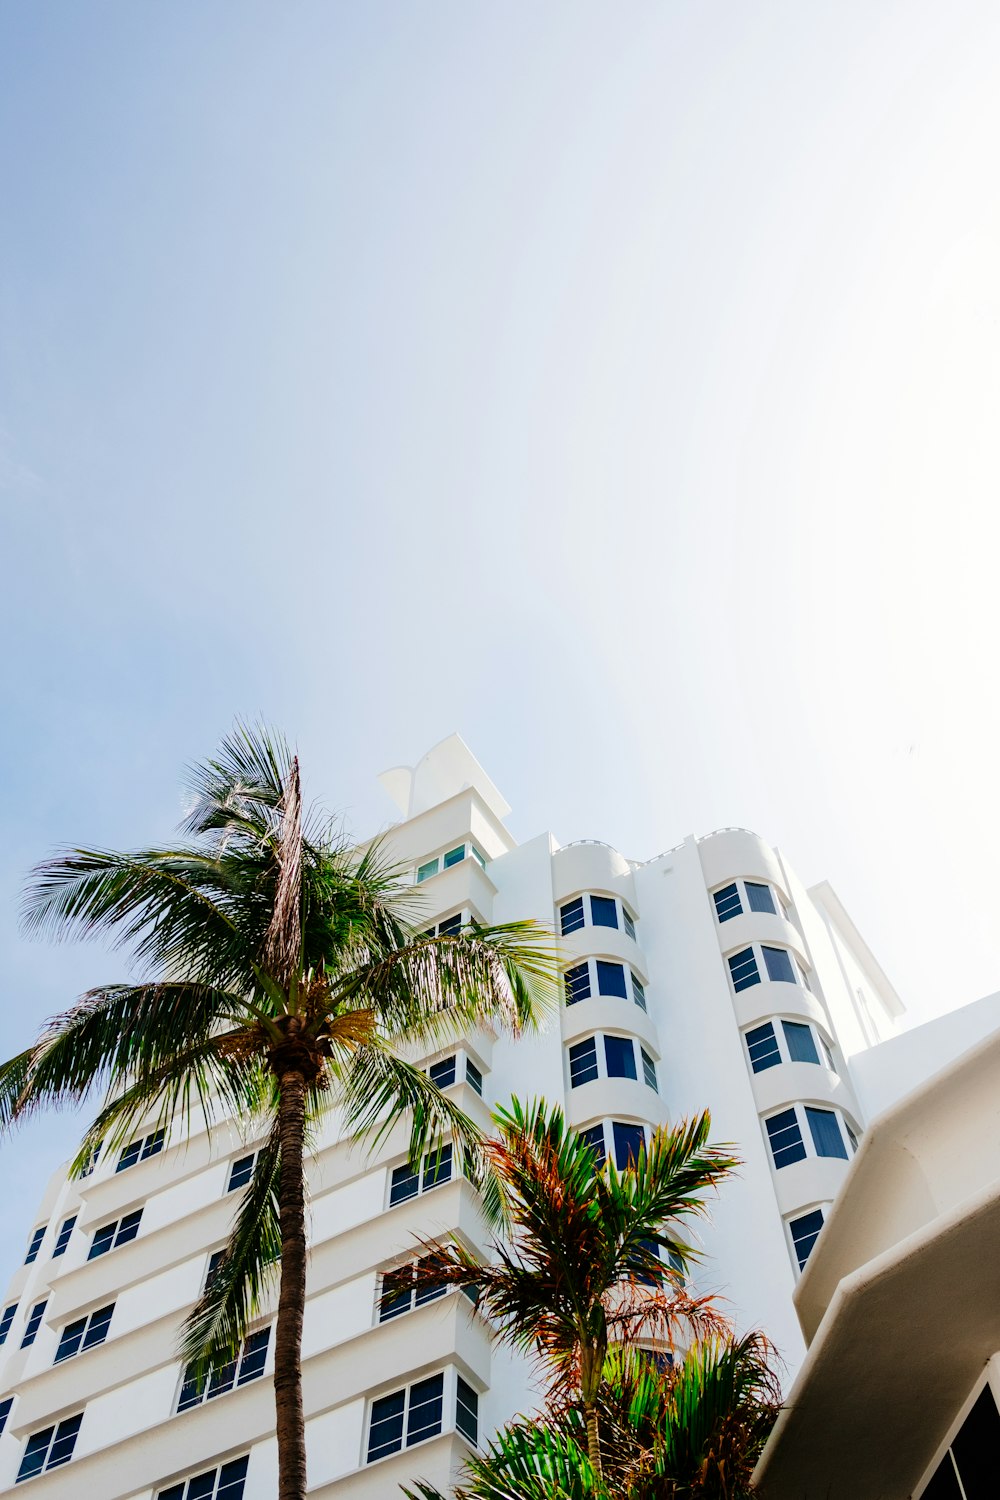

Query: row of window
[765,1104,858,1171]
[713,879,786,924]
[378,1259,477,1323]
[744,1019,836,1074]
[559,893,637,941]
[565,958,646,1010]
[568,1035,658,1093]
[14,1141,269,1283]
[367,1369,478,1463]
[19,1429,249,1494]
[728,943,811,994]
[416,843,488,884]
[423,1051,483,1097]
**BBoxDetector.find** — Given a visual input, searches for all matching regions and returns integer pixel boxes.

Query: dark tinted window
[713,884,742,922]
[745,882,776,914]
[806,1107,847,1161]
[783,1021,820,1065]
[604,1035,637,1080]
[766,1109,806,1169]
[596,961,628,999]
[746,1022,780,1072]
[789,1210,824,1270]
[565,962,591,1004]
[728,949,760,991]
[762,946,795,983]
[612,1122,645,1170]
[950,1383,1000,1499]
[590,896,618,929]
[429,1056,457,1089]
[559,898,585,935]
[569,1038,599,1088]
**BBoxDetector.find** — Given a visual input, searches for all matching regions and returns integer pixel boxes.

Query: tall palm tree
[0,725,557,1500]
[408,1098,739,1479]
[403,1335,780,1500]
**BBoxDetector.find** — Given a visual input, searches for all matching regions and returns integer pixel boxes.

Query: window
[54,1304,114,1363]
[438,912,461,935]
[922,1384,1000,1500]
[52,1216,76,1258]
[596,960,628,999]
[24,1226,46,1265]
[79,1143,101,1178]
[367,1373,444,1462]
[713,883,742,922]
[783,1021,820,1065]
[443,845,465,870]
[844,1119,859,1152]
[417,845,485,884]
[469,846,487,870]
[745,882,776,914]
[569,1038,599,1088]
[590,895,618,929]
[765,1109,806,1169]
[227,1154,256,1192]
[564,962,591,1004]
[0,1398,12,1435]
[117,1129,165,1172]
[424,1144,453,1190]
[820,1036,837,1073]
[604,1035,637,1081]
[205,1250,226,1292]
[745,1022,781,1073]
[578,1124,606,1166]
[622,908,636,941]
[806,1107,848,1161]
[177,1328,270,1411]
[714,880,780,921]
[640,1048,658,1093]
[762,946,795,984]
[631,974,647,1010]
[465,1058,483,1096]
[88,1209,142,1260]
[789,1209,824,1270]
[612,1122,646,1170]
[728,949,760,992]
[16,1414,82,1483]
[0,1305,17,1345]
[456,1376,479,1446]
[416,858,439,883]
[429,1056,457,1090]
[21,1301,47,1348]
[560,898,585,935]
[158,1456,249,1500]
[377,1259,447,1323]
[389,1145,453,1206]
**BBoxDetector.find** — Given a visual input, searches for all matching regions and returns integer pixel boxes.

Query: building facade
[0,735,905,1498]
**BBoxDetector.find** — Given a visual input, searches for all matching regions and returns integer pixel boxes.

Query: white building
[0,735,910,1499]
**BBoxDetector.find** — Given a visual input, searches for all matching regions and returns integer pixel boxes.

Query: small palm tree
[404,1335,779,1500]
[407,1098,739,1480]
[1,726,557,1500]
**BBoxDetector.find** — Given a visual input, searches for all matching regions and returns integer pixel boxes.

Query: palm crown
[2,725,558,1500]
[409,1097,740,1478]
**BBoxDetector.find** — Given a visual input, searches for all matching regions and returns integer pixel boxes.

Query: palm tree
[1,725,557,1500]
[407,1098,739,1480]
[403,1335,780,1499]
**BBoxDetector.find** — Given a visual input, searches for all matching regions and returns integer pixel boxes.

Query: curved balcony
[733,980,831,1035]
[749,1063,860,1121]
[560,995,662,1054]
[559,923,647,977]
[552,843,636,906]
[715,911,806,962]
[697,830,788,903]
[769,1154,853,1219]
[565,1077,669,1132]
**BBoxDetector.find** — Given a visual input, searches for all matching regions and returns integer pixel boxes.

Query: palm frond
[180,1123,282,1371]
[2,983,245,1128]
[334,1044,506,1227]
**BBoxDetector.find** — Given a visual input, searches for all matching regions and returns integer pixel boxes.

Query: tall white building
[0,735,907,1499]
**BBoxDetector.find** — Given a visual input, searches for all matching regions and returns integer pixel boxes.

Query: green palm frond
[181,1124,282,1372]
[3,983,247,1127]
[402,1418,600,1500]
[334,1044,506,1227]
[334,921,559,1045]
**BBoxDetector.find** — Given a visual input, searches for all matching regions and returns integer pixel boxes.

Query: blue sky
[2,2,999,1271]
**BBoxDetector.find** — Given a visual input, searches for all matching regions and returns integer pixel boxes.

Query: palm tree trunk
[275,1067,309,1500]
[584,1401,603,1483]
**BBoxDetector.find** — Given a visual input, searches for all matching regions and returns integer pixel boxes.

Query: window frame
[116,1128,165,1173]
[0,1304,17,1345]
[712,878,785,925]
[227,1153,257,1193]
[727,942,812,995]
[24,1226,46,1265]
[787,1206,827,1271]
[16,1413,82,1483]
[376,1257,449,1324]
[20,1300,47,1349]
[556,892,638,941]
[764,1103,859,1170]
[387,1144,455,1208]
[176,1326,271,1411]
[88,1208,142,1261]
[54,1304,114,1364]
[563,956,647,1009]
[156,1455,250,1500]
[52,1215,77,1258]
[742,1017,835,1074]
[415,843,487,884]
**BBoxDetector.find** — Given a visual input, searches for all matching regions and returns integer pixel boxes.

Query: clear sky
[2,2,999,1272]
